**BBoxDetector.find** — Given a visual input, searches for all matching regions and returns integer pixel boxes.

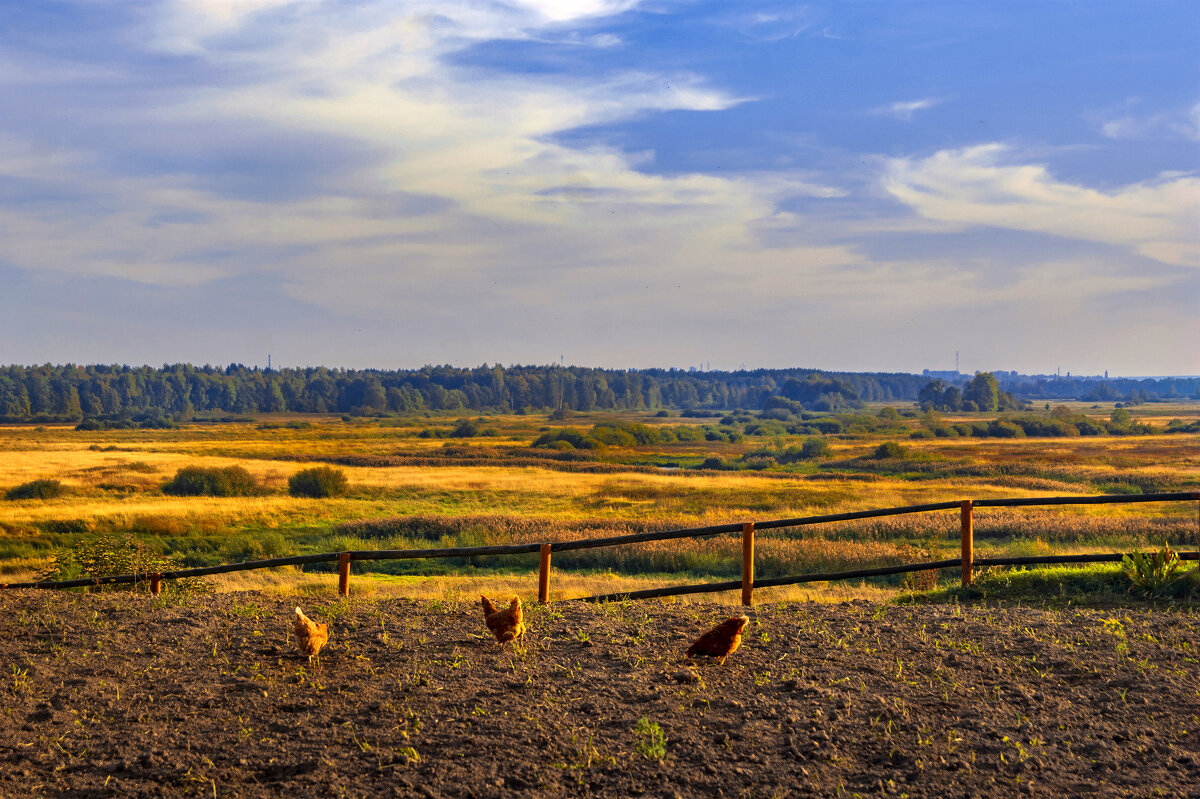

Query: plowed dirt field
[1,591,1197,797]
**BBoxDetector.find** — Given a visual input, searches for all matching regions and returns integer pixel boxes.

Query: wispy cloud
[883,144,1200,268]
[1100,101,1200,141]
[873,97,944,122]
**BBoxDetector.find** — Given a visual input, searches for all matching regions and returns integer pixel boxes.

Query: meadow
[1,401,1197,602]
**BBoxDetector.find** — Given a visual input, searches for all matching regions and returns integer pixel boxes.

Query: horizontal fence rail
[4,492,1197,602]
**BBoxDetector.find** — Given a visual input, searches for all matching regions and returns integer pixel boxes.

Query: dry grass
[205,567,904,604]
[2,413,1197,590]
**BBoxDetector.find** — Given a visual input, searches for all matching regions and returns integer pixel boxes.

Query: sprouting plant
[1102,618,1129,656]
[1122,542,1188,594]
[633,717,667,761]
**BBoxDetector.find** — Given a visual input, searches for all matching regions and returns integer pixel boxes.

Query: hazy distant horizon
[2,359,1197,384]
[2,2,1196,376]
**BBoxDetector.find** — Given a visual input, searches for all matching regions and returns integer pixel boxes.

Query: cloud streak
[883,144,1200,268]
[874,97,944,122]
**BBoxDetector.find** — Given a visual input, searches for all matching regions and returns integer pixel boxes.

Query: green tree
[962,372,1000,413]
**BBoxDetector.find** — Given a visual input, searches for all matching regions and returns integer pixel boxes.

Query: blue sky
[0,0,1196,376]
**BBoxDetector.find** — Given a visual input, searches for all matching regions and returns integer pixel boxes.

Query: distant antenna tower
[955,351,959,373]
[267,354,271,371]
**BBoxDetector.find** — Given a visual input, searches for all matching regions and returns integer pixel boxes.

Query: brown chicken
[293,606,329,662]
[480,595,526,644]
[686,615,749,664]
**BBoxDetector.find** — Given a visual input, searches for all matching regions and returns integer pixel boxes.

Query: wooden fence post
[961,500,974,587]
[338,552,351,597]
[538,544,552,604]
[742,522,755,606]
[150,573,162,597]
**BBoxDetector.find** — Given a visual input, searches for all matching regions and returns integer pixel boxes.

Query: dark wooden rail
[5,491,1197,602]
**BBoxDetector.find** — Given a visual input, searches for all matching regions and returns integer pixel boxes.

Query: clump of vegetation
[800,437,831,460]
[5,478,67,501]
[37,534,211,593]
[1122,542,1190,595]
[532,429,603,450]
[163,465,258,496]
[872,441,908,459]
[289,466,349,498]
[633,717,667,760]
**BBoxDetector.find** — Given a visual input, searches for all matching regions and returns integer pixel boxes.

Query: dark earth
[1,590,1197,797]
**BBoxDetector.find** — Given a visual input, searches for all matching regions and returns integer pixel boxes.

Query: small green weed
[633,717,667,761]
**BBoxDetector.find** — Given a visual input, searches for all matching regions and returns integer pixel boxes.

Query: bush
[163,466,258,497]
[5,478,67,501]
[987,420,1025,438]
[449,418,480,438]
[800,437,831,459]
[37,534,212,594]
[288,466,349,498]
[532,429,602,449]
[1122,543,1189,595]
[872,441,908,459]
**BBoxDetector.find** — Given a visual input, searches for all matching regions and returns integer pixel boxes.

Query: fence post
[538,544,552,604]
[150,573,162,597]
[960,500,974,587]
[742,522,755,606]
[338,552,351,597]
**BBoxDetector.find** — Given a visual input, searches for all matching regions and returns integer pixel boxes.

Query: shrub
[1121,543,1188,595]
[800,437,831,460]
[872,441,908,459]
[288,466,349,498]
[987,420,1025,438]
[5,478,67,501]
[699,456,730,470]
[449,418,480,438]
[532,429,602,449]
[163,465,258,497]
[37,534,212,594]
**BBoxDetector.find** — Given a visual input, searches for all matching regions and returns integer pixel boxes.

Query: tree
[962,372,1000,413]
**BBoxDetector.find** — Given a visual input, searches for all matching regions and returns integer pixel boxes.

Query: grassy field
[1,401,1197,601]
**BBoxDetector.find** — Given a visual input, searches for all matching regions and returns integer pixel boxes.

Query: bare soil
[1,590,1197,798]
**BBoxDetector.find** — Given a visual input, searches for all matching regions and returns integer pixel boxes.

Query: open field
[2,591,1197,797]
[1,404,1198,597]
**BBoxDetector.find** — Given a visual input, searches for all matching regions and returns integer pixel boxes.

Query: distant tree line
[0,363,1194,424]
[0,363,927,423]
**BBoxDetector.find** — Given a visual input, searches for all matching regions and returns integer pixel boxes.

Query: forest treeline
[0,363,918,422]
[0,363,1195,424]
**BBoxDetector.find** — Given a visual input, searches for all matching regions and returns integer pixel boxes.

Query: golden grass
[2,413,1197,589]
[205,567,905,604]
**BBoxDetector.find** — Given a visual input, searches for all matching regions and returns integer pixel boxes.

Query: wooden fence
[4,492,1198,604]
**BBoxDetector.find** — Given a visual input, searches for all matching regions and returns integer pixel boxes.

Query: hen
[293,606,329,663]
[480,595,526,644]
[686,615,749,664]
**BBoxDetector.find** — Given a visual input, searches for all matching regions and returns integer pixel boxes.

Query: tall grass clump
[289,466,349,498]
[1122,542,1192,595]
[163,465,258,497]
[5,479,67,501]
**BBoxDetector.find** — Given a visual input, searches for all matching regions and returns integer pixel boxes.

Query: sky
[0,1,1197,377]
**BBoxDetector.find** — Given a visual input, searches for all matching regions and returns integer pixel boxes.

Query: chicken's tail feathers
[481,595,498,615]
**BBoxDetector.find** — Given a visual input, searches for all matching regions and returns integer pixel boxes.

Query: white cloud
[883,144,1200,267]
[874,97,943,122]
[3,0,863,311]
[1100,101,1200,141]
